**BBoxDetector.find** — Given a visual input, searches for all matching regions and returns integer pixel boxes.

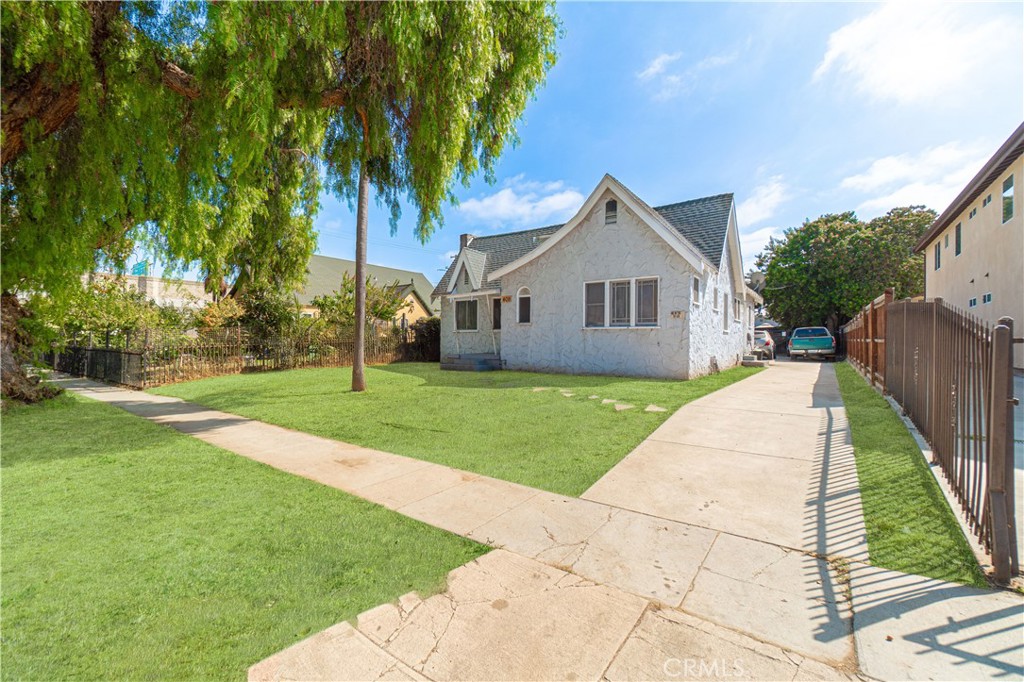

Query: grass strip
[834,362,986,587]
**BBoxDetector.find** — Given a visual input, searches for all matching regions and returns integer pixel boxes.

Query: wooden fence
[843,296,1019,582]
[49,326,437,390]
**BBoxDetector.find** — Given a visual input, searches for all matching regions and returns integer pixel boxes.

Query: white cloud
[638,50,739,101]
[458,177,584,228]
[814,2,1014,104]
[637,52,682,81]
[737,176,788,227]
[841,141,990,217]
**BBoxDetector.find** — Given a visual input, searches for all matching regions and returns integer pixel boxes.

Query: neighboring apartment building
[915,122,1024,368]
[297,254,438,328]
[89,272,213,309]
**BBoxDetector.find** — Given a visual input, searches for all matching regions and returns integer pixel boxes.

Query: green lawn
[152,363,762,497]
[834,362,987,587]
[0,394,487,681]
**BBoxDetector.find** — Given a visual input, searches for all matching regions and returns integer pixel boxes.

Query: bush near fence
[47,323,440,389]
[843,291,1019,583]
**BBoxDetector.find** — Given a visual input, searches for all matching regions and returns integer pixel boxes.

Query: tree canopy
[1,1,559,297]
[756,206,935,330]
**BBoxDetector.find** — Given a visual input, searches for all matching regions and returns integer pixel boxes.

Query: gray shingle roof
[432,192,733,299]
[300,255,439,313]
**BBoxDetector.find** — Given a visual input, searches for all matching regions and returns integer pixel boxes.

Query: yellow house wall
[299,293,433,327]
[923,156,1024,368]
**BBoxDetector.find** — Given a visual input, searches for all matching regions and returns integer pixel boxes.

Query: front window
[517,287,531,324]
[455,300,478,331]
[1003,175,1014,223]
[585,282,605,327]
[585,278,659,328]
[609,281,631,326]
[635,278,658,326]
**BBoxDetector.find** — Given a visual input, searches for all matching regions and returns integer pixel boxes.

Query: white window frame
[583,276,660,329]
[454,299,479,332]
[692,275,701,306]
[517,286,532,325]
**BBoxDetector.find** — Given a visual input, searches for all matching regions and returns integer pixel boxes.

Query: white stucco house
[432,174,762,379]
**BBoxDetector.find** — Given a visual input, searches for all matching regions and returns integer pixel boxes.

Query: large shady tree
[2,1,559,398]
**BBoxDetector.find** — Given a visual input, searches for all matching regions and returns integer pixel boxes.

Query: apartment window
[969,208,977,219]
[934,243,941,271]
[944,234,949,248]
[585,283,606,327]
[955,223,962,256]
[982,292,993,304]
[517,287,531,324]
[692,276,701,304]
[969,297,978,308]
[605,199,618,224]
[455,299,478,331]
[983,194,992,207]
[1003,175,1014,223]
[635,278,658,326]
[492,298,501,330]
[610,281,631,326]
[585,278,659,328]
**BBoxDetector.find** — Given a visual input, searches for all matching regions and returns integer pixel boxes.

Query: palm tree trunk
[351,158,369,392]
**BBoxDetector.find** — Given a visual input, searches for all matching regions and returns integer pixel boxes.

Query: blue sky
[158,2,1024,285]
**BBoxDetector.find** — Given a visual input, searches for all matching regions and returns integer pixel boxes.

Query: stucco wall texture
[440,189,753,379]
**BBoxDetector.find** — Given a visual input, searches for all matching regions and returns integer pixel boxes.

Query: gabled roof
[433,224,563,298]
[433,175,735,298]
[915,121,1024,252]
[300,254,439,313]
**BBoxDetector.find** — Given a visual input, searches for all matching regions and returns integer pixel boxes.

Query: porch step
[440,354,503,371]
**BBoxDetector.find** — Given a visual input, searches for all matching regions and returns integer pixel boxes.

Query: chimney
[460,233,475,249]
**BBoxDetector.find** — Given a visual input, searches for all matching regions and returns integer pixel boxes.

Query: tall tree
[318,3,559,390]
[2,1,559,397]
[756,206,935,330]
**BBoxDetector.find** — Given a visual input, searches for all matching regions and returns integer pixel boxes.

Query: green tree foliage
[312,273,409,328]
[2,1,560,396]
[757,206,935,330]
[197,297,245,329]
[237,286,302,337]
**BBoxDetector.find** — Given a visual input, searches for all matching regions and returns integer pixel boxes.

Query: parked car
[754,330,775,359]
[788,326,836,360]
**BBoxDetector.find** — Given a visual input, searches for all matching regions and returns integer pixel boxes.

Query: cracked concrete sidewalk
[59,362,1023,681]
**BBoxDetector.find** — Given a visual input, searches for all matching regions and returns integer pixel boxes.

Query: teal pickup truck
[788,326,836,360]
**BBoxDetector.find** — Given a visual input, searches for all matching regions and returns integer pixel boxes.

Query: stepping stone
[532,387,548,392]
[601,399,617,404]
[644,405,667,413]
[561,392,575,398]
[614,404,634,411]
[588,395,600,400]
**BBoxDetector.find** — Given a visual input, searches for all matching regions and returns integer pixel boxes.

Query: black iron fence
[47,325,439,390]
[843,295,1019,582]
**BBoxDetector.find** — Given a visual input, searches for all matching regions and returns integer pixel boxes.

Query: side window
[692,276,701,304]
[635,278,658,326]
[955,223,962,256]
[585,282,606,327]
[934,243,941,271]
[492,298,501,330]
[517,287,531,324]
[609,281,631,326]
[1003,175,1014,223]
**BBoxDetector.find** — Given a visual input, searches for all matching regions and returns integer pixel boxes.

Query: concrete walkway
[59,363,1023,681]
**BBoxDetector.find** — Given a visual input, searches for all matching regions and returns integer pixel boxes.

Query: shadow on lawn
[373,362,682,391]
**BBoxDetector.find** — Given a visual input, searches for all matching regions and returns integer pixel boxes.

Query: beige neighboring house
[915,122,1024,368]
[297,254,438,328]
[88,272,213,309]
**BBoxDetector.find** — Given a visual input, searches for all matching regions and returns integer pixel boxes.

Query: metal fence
[843,295,1019,582]
[48,325,437,390]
